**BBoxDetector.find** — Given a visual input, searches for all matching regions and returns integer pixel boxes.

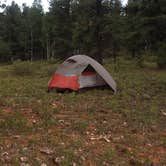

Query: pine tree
[49,0,72,59]
[29,0,44,60]
[124,0,143,57]
[4,1,22,59]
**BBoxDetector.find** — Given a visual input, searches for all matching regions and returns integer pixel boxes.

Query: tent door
[79,65,106,88]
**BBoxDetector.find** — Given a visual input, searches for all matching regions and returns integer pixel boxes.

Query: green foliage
[162,138,166,147]
[39,110,57,128]
[0,0,44,61]
[157,43,166,69]
[99,147,116,164]
[48,0,73,59]
[56,148,75,166]
[124,0,166,60]
[0,40,11,62]
[12,61,37,76]
[0,112,29,133]
[71,121,88,134]
[0,0,166,65]
[3,1,23,59]
[103,148,115,160]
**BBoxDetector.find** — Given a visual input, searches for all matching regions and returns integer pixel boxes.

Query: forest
[0,0,166,68]
[0,0,166,165]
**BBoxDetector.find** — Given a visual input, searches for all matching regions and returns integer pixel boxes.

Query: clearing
[0,58,165,166]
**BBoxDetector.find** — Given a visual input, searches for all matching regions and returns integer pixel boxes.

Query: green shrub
[47,58,60,64]
[12,61,36,76]
[157,44,166,69]
[47,66,56,76]
[136,55,145,68]
[0,40,11,62]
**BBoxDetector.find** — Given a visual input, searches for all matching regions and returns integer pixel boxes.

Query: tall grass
[12,61,39,76]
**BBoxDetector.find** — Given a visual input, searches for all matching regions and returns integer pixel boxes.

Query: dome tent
[48,55,117,92]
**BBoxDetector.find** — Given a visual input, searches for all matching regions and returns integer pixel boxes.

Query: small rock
[60,142,65,145]
[86,131,90,135]
[20,163,30,166]
[102,161,110,166]
[58,120,65,123]
[54,157,61,164]
[80,156,85,161]
[41,163,47,166]
[13,135,21,139]
[32,119,37,124]
[53,156,65,164]
[143,94,151,99]
[1,152,8,156]
[103,120,107,124]
[72,162,76,166]
[161,110,166,116]
[147,143,152,147]
[6,143,12,148]
[78,148,82,152]
[123,122,127,126]
[20,157,28,162]
[90,137,97,141]
[22,147,28,152]
[37,100,42,103]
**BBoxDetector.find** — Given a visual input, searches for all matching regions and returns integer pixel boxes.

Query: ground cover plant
[0,57,165,165]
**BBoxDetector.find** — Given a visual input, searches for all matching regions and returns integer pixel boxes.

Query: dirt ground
[0,58,165,165]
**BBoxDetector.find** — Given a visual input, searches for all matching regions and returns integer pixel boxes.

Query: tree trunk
[46,39,50,60]
[132,50,135,58]
[113,47,117,63]
[51,40,55,58]
[30,29,33,61]
[95,0,103,64]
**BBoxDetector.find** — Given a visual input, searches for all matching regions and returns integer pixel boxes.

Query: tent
[48,55,117,92]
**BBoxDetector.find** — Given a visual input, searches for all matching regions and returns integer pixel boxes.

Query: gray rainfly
[48,55,117,92]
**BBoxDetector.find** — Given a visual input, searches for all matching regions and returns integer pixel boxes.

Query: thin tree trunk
[113,47,117,63]
[132,50,135,58]
[30,29,33,61]
[46,39,50,60]
[95,0,103,64]
[51,40,55,58]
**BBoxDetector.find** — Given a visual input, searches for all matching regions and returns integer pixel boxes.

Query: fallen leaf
[20,157,28,162]
[20,163,30,166]
[161,110,166,116]
[41,163,47,166]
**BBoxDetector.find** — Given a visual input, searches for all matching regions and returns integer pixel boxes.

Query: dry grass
[0,57,165,165]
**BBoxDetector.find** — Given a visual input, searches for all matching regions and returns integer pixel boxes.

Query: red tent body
[48,73,80,91]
